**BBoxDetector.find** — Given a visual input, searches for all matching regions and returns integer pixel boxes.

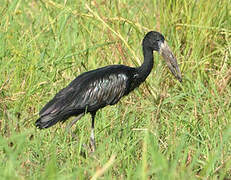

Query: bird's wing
[39,71,129,117]
[79,73,128,111]
[39,85,77,116]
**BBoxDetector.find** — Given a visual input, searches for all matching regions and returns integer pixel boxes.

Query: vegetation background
[0,0,230,179]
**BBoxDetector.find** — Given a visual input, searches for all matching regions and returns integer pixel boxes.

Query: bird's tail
[35,115,61,129]
[35,112,73,129]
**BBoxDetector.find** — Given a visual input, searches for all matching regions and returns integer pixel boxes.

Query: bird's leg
[90,112,96,152]
[65,113,84,132]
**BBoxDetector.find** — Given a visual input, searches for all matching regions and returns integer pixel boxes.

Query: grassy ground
[0,0,231,179]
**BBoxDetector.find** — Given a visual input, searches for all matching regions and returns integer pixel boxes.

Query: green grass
[0,0,231,179]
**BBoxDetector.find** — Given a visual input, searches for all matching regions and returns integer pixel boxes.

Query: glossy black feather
[36,65,141,128]
[35,31,174,129]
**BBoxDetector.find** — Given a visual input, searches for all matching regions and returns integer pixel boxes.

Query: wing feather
[39,70,129,117]
[78,73,128,111]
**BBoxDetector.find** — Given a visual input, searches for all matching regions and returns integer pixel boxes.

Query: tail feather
[35,110,83,129]
[35,115,60,129]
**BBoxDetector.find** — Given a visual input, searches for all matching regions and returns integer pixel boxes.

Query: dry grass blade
[85,3,141,66]
[91,154,116,180]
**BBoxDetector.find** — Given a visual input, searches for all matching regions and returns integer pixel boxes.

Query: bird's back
[36,65,137,128]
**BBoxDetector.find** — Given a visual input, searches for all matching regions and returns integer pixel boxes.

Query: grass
[0,0,231,179]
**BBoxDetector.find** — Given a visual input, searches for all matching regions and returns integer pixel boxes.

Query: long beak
[159,41,182,82]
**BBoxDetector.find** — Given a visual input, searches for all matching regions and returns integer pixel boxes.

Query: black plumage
[35,31,182,151]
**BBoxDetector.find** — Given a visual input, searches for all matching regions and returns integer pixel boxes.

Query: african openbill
[35,31,182,151]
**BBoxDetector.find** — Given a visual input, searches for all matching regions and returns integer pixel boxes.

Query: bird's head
[143,31,182,82]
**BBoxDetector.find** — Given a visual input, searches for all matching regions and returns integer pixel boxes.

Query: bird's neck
[137,46,154,82]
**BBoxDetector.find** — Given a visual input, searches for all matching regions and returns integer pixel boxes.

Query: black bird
[35,31,182,151]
